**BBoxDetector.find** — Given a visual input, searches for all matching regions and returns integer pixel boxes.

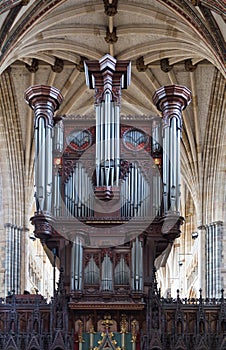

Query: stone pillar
[205,221,223,298]
[24,85,63,239]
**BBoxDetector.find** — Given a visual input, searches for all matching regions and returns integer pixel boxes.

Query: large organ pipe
[35,117,45,211]
[25,85,63,214]
[85,54,131,200]
[162,121,169,213]
[153,85,191,214]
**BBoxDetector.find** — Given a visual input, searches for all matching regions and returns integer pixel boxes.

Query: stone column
[24,85,63,239]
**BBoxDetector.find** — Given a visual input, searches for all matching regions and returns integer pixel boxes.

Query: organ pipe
[25,85,63,214]
[71,236,83,291]
[102,254,113,291]
[53,119,64,153]
[121,163,150,219]
[85,54,130,199]
[64,162,93,218]
[152,85,191,214]
[131,237,143,291]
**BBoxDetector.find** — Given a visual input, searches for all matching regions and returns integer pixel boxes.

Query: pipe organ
[25,57,191,230]
[25,54,191,350]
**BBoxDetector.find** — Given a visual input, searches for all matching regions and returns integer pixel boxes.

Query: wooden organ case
[25,54,191,349]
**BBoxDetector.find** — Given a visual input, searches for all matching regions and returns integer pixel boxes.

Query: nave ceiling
[0,0,225,227]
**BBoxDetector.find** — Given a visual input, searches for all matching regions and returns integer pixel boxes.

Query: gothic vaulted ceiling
[0,0,225,226]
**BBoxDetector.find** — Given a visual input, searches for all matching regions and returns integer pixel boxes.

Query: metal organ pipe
[102,254,113,291]
[95,93,120,188]
[25,85,63,215]
[64,162,93,218]
[152,121,162,217]
[35,117,45,211]
[53,169,62,217]
[46,126,53,213]
[53,119,64,153]
[71,236,83,291]
[115,105,120,186]
[85,54,131,199]
[132,238,143,291]
[53,119,64,217]
[162,122,169,213]
[152,85,192,214]
[120,163,150,219]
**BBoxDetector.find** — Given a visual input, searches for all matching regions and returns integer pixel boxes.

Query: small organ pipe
[64,162,93,218]
[78,241,83,289]
[120,162,151,219]
[96,105,101,187]
[134,164,138,211]
[53,171,58,216]
[135,238,139,290]
[54,119,64,152]
[132,238,143,291]
[73,236,83,290]
[71,240,75,289]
